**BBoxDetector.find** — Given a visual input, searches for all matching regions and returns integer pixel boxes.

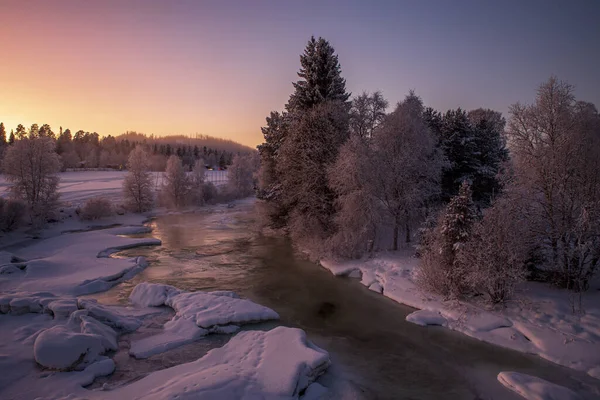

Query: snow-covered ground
[321,253,600,381]
[0,176,330,400]
[498,371,583,400]
[0,169,228,207]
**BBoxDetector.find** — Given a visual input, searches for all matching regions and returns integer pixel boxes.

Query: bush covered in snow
[0,197,26,232]
[457,197,529,303]
[79,197,113,220]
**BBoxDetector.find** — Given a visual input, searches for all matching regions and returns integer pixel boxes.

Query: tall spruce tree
[258,37,351,253]
[286,36,351,113]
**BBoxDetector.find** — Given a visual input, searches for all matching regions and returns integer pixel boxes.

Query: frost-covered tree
[507,77,600,291]
[349,91,388,139]
[123,146,154,212]
[286,36,351,113]
[258,36,351,239]
[370,92,444,250]
[328,134,378,257]
[161,155,190,209]
[458,195,529,303]
[277,101,350,255]
[2,137,61,224]
[227,153,256,198]
[417,181,477,298]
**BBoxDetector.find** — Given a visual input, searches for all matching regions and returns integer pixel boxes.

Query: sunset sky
[1,0,598,147]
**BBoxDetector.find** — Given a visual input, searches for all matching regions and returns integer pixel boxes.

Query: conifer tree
[286,36,351,113]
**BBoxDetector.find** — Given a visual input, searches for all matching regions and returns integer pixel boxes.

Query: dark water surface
[92,200,600,400]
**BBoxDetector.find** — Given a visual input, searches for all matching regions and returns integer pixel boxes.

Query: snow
[320,252,600,379]
[0,170,229,207]
[129,283,280,358]
[0,225,160,296]
[405,309,447,327]
[33,323,113,370]
[498,372,582,400]
[107,326,330,400]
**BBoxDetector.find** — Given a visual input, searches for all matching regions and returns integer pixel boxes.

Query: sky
[1,0,598,147]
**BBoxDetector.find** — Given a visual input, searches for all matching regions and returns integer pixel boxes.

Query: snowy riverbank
[320,252,600,380]
[0,201,331,399]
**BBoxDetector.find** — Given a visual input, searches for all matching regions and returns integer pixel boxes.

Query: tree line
[0,125,252,171]
[257,36,600,307]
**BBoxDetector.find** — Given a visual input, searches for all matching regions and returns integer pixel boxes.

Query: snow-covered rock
[129,283,279,358]
[116,327,330,400]
[406,310,447,327]
[497,372,582,400]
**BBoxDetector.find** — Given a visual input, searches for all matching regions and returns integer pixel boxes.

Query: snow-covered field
[321,254,600,382]
[0,169,229,206]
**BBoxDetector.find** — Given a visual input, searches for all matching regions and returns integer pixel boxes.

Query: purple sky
[1,0,598,146]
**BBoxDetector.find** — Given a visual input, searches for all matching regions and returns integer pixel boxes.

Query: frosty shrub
[160,155,190,209]
[2,137,61,225]
[0,198,26,232]
[79,197,113,220]
[417,181,477,299]
[457,197,528,304]
[123,146,154,213]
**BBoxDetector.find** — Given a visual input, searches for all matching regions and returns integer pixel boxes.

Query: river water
[91,200,600,399]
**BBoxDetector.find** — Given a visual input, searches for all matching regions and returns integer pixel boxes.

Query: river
[90,199,600,399]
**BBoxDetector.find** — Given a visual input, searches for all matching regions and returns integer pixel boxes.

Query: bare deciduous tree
[350,91,388,139]
[123,146,154,212]
[2,137,61,224]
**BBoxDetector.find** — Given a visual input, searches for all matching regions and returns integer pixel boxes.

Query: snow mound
[406,310,447,327]
[129,283,279,358]
[320,259,361,276]
[117,326,330,400]
[497,372,582,400]
[129,282,181,307]
[34,323,113,370]
[0,226,160,296]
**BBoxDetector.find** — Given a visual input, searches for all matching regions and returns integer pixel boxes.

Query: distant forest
[0,125,255,171]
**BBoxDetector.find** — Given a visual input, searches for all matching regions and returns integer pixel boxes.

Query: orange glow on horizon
[0,2,290,148]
